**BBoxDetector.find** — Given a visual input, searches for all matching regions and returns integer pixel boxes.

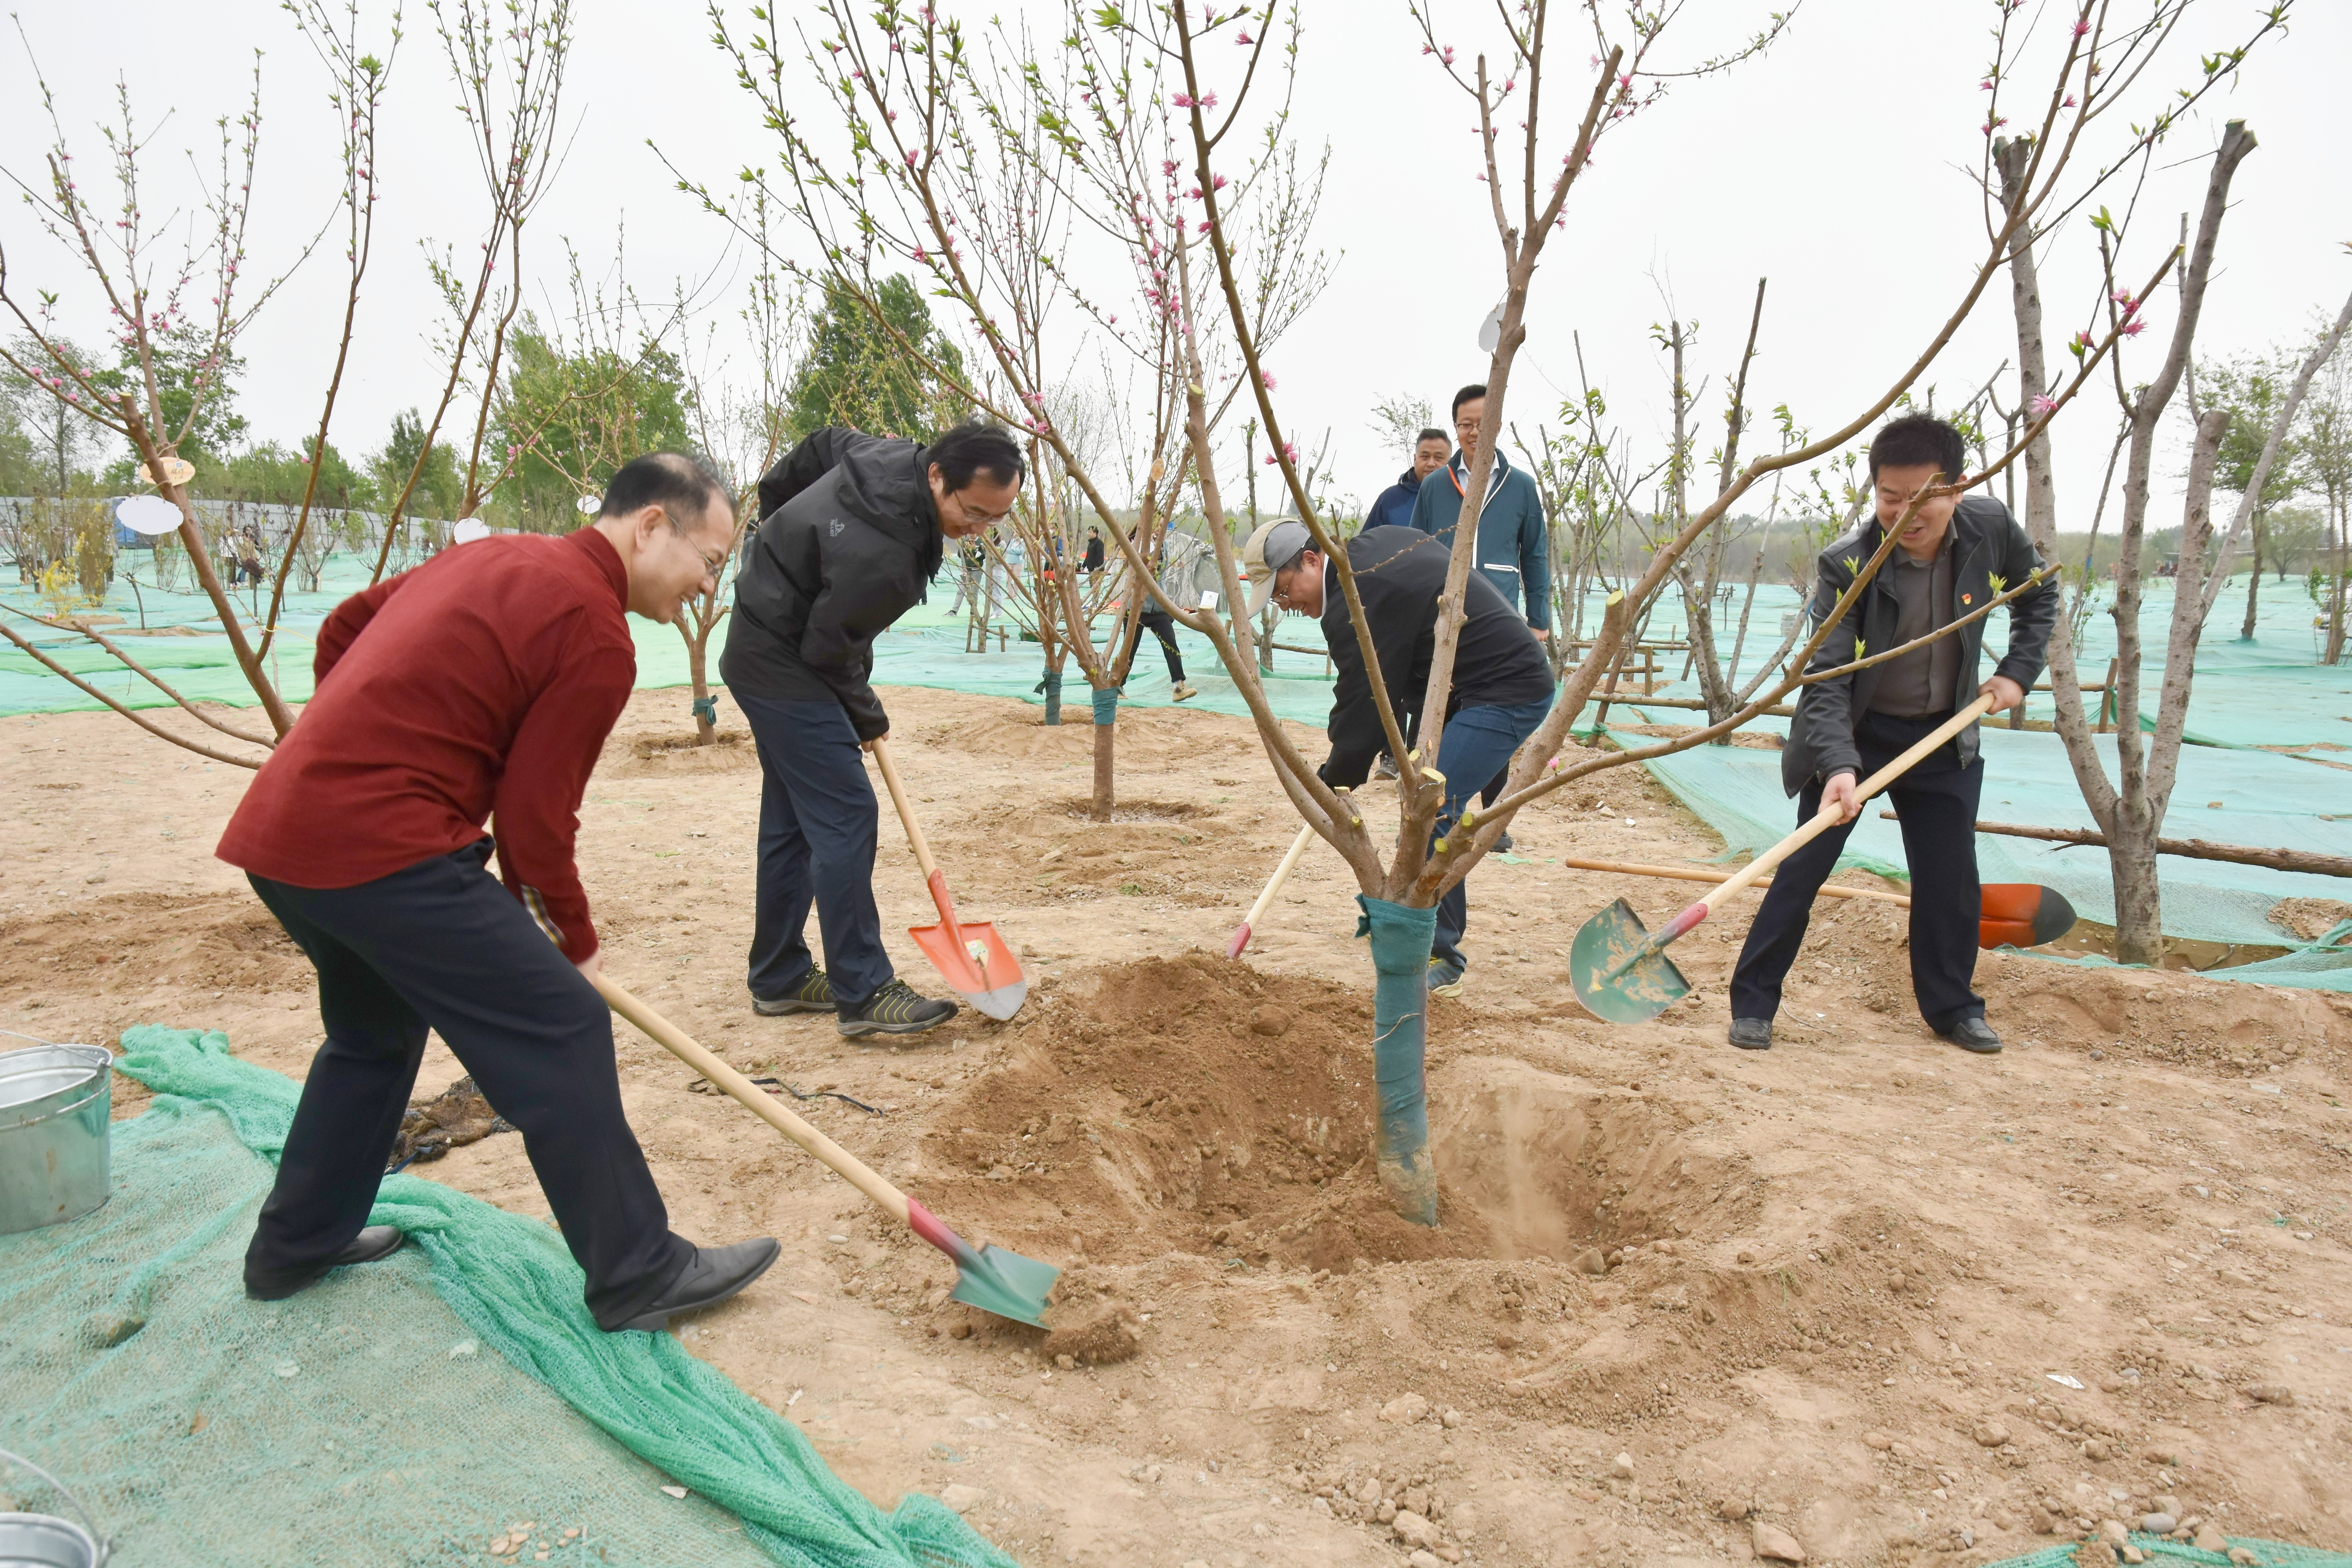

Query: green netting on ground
[1568,575,2352,754]
[1604,725,2352,987]
[0,1023,1014,1568]
[1983,1535,2352,1566]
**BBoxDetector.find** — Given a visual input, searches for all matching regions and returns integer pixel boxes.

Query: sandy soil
[5,686,2350,1568]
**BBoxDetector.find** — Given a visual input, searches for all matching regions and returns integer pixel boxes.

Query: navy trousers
[1728,709,1987,1032]
[245,842,693,1326]
[1432,694,1554,971]
[738,693,895,1013]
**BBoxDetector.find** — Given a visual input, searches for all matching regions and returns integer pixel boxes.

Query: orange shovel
[869,738,1027,1020]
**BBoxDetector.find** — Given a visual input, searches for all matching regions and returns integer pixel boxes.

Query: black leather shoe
[600,1238,781,1333]
[245,1225,407,1301]
[1938,1016,2003,1054]
[1728,1017,1773,1051]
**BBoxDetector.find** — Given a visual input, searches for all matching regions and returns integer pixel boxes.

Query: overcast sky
[7,0,2347,531]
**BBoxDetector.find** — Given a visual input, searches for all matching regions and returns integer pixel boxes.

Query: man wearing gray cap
[1241,516,1554,994]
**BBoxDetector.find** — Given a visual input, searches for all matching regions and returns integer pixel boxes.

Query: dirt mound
[920,952,1498,1272]
[2272,896,2352,942]
[911,702,1274,766]
[0,891,309,994]
[953,798,1286,909]
[602,730,759,777]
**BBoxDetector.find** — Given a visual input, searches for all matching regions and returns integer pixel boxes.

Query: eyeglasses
[654,507,731,573]
[951,492,1014,528]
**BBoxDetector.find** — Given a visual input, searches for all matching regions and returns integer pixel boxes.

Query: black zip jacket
[719,428,945,740]
[1318,524,1555,790]
[1781,493,2059,795]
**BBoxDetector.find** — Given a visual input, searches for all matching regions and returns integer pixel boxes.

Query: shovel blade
[950,1244,1061,1330]
[1570,897,1691,1025]
[1978,884,2076,948]
[909,918,1028,1020]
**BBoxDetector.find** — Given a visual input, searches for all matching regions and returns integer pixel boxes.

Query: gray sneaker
[1728,1017,1773,1051]
[752,969,835,1016]
[838,978,958,1039]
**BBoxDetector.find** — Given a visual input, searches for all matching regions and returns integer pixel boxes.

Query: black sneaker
[753,969,835,1016]
[1728,1017,1773,1051]
[1426,956,1465,998]
[1492,831,1516,854]
[838,978,958,1039]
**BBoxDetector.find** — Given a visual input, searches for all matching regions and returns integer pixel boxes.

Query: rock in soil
[1752,1521,1806,1562]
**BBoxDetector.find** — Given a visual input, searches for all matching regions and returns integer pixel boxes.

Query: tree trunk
[689,639,717,744]
[2239,514,2263,639]
[1091,693,1115,821]
[2328,506,2348,664]
[2107,811,2169,967]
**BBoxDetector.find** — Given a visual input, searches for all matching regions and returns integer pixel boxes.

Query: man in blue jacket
[1365,427,1452,533]
[1408,384,1552,642]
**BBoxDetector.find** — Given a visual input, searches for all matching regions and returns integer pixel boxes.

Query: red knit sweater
[217,528,633,961]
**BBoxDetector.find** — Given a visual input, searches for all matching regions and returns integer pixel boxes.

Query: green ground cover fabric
[0,1024,1013,1568]
[1982,1535,2351,1566]
[1603,724,2352,981]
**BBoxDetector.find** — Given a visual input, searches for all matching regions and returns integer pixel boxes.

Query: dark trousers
[1118,608,1185,685]
[1432,694,1554,971]
[245,842,692,1325]
[1728,709,1987,1032]
[739,692,894,1013]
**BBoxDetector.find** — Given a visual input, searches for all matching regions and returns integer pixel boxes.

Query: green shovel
[596,976,1058,1328]
[1571,696,1995,1024]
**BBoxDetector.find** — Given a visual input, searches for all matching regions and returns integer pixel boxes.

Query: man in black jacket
[1244,517,1555,995]
[1727,414,2058,1055]
[721,421,1025,1038]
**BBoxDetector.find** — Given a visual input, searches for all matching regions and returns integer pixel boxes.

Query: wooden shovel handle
[867,738,938,880]
[1243,823,1318,934]
[869,737,967,939]
[593,974,911,1226]
[1697,695,1995,917]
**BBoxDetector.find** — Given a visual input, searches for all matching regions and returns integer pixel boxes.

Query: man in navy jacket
[1365,427,1452,533]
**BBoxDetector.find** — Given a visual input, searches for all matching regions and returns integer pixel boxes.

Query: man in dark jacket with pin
[721,420,1025,1038]
[1727,414,2058,1056]
[1243,517,1555,997]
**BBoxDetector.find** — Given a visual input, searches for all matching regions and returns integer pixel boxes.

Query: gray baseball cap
[1241,518,1313,614]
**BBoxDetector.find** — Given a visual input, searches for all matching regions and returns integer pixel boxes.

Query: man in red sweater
[218,452,778,1332]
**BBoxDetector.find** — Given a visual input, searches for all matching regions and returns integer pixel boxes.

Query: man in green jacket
[1408,383,1553,642]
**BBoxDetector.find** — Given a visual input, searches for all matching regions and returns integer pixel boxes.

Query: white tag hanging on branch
[575,494,602,515]
[453,519,493,545]
[115,495,184,536]
[1476,294,1508,355]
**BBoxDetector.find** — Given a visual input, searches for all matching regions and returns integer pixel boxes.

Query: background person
[720,419,1025,1038]
[1116,523,1198,702]
[217,452,777,1333]
[1243,516,1553,996]
[1410,384,1553,833]
[1365,426,1452,533]
[1726,414,2058,1055]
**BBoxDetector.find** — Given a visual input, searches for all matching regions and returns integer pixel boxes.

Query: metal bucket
[0,1449,107,1567]
[0,1037,113,1236]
